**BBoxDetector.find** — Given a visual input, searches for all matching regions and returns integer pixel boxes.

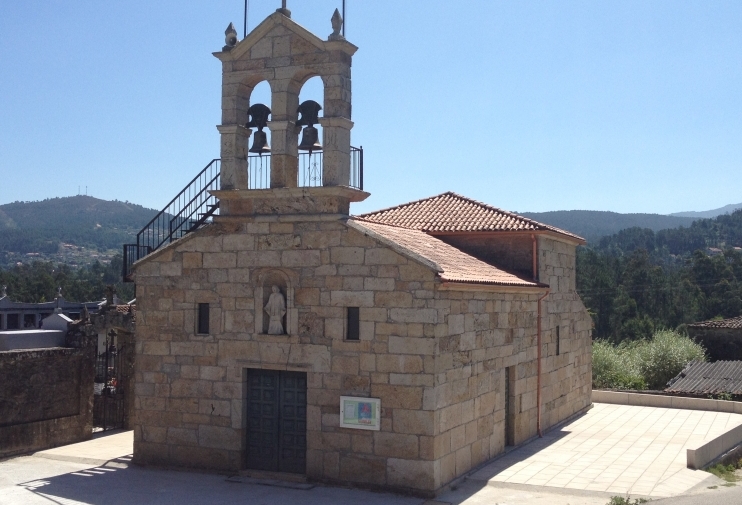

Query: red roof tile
[356,192,584,242]
[350,220,546,288]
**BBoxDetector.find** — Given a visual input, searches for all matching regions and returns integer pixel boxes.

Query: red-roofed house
[130,10,593,497]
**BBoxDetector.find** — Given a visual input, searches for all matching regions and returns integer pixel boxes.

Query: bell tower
[212,6,368,217]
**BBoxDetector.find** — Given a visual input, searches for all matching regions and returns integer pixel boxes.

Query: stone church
[131,7,592,496]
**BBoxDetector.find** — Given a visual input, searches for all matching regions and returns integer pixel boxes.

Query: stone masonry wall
[538,236,593,430]
[0,347,94,459]
[132,219,592,495]
[433,289,541,486]
[687,327,742,362]
[438,235,534,279]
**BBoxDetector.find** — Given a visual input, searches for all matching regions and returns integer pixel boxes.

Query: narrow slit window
[556,326,561,356]
[346,307,360,341]
[197,303,210,334]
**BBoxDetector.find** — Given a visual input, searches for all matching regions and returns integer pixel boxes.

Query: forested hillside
[521,210,696,243]
[0,196,157,267]
[577,209,742,342]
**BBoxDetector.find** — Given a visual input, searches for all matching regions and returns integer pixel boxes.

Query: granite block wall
[0,347,94,459]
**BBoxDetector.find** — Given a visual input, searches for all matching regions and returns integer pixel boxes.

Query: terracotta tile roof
[356,192,584,242]
[665,361,742,394]
[688,315,742,330]
[349,220,546,288]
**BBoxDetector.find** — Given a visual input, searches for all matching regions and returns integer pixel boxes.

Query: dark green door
[245,369,307,474]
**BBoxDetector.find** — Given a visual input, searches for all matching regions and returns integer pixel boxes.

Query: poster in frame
[339,396,381,431]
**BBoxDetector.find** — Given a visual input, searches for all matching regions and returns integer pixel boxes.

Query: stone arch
[254,268,298,335]
[230,75,272,127]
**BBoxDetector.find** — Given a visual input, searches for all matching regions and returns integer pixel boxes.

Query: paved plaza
[470,402,742,498]
[1,403,741,505]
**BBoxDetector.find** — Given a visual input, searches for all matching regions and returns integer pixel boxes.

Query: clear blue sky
[1,1,740,215]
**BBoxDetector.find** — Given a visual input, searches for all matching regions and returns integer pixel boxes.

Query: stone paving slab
[32,430,133,466]
[469,402,741,498]
[3,405,739,505]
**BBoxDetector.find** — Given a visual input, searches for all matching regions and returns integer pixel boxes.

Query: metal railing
[122,159,220,281]
[248,154,271,189]
[122,147,363,281]
[249,146,364,190]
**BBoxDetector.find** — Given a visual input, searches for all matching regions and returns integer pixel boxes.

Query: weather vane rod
[244,0,248,38]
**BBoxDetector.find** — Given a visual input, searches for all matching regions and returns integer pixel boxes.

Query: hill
[0,196,158,267]
[520,210,697,243]
[576,209,742,342]
[670,203,742,219]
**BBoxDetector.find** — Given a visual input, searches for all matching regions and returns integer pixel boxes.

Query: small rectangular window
[346,307,360,341]
[197,303,210,334]
[556,326,561,356]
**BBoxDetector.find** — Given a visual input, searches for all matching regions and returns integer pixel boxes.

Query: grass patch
[706,462,741,483]
[607,496,650,505]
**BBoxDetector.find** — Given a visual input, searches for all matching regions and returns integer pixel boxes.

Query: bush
[593,330,706,390]
[592,340,645,390]
[635,330,706,389]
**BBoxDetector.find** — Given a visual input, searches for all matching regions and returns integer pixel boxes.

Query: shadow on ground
[10,418,616,505]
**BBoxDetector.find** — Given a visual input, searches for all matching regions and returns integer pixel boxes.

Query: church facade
[131,8,592,496]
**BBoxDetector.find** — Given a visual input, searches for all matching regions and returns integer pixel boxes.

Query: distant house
[666,360,742,398]
[0,287,101,330]
[687,316,742,361]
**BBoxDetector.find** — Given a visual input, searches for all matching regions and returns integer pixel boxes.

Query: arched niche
[254,268,298,336]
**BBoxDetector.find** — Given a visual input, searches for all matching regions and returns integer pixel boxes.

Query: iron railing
[122,147,363,281]
[93,332,125,431]
[122,159,220,281]
[249,146,364,190]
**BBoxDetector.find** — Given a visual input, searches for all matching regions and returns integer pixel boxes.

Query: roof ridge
[354,191,453,219]
[355,192,584,241]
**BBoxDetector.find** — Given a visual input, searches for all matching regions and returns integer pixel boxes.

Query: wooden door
[245,369,307,474]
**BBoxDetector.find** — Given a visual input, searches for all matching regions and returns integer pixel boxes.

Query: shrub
[592,340,645,390]
[635,330,706,390]
[593,330,706,390]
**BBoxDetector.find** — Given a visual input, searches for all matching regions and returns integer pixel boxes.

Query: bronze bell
[249,130,271,154]
[298,126,322,153]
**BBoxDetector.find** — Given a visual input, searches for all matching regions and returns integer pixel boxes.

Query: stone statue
[264,285,286,334]
[1,285,6,298]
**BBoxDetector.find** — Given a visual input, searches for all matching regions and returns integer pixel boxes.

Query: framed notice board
[339,396,381,431]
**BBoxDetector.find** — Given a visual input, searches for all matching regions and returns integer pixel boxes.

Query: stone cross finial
[329,8,344,41]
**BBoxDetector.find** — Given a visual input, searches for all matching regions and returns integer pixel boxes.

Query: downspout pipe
[532,233,547,438]
[531,234,538,281]
[537,288,549,438]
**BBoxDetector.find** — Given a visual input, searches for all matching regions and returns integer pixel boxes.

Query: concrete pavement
[469,402,740,499]
[2,402,741,505]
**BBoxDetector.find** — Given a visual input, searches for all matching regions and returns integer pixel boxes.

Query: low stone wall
[687,423,742,470]
[0,347,94,459]
[593,390,742,413]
